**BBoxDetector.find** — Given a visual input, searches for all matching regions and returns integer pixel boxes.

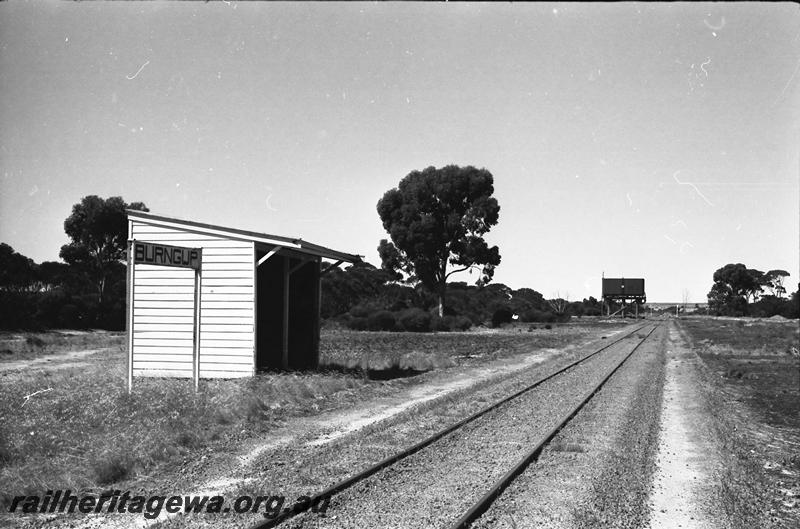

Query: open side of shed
[127,210,358,381]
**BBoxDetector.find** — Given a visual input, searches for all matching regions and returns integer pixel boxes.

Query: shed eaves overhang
[127,210,361,263]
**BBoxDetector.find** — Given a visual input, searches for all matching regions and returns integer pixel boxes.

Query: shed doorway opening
[256,250,320,371]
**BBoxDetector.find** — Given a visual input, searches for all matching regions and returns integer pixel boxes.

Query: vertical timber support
[313,258,322,370]
[127,240,135,394]
[193,266,202,392]
[282,257,290,370]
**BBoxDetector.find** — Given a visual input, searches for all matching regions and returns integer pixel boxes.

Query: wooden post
[313,259,322,370]
[253,247,258,375]
[282,257,290,370]
[635,301,638,319]
[193,267,202,392]
[127,240,135,394]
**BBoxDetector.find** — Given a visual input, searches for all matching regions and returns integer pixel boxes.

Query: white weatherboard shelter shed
[126,210,359,382]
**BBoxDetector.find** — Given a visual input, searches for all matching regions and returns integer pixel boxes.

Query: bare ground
[649,322,720,528]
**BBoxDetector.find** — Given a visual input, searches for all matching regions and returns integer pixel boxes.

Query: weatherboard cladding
[130,221,255,379]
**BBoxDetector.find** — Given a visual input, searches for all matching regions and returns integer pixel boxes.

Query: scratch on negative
[777,59,800,100]
[699,58,711,78]
[673,171,714,206]
[126,60,150,80]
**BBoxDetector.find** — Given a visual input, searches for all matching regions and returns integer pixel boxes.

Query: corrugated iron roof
[127,210,361,263]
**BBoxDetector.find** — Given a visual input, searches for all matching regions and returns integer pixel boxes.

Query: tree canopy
[0,243,37,292]
[59,196,148,304]
[706,263,796,317]
[376,165,501,316]
[711,263,761,300]
[764,269,790,298]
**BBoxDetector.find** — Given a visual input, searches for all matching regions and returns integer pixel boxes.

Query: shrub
[451,315,473,331]
[345,317,369,331]
[519,309,557,323]
[398,308,431,332]
[388,300,408,312]
[0,292,37,330]
[430,315,451,332]
[555,313,572,323]
[491,308,514,327]
[349,303,376,319]
[92,453,132,485]
[25,336,46,348]
[175,431,201,448]
[544,324,552,330]
[750,296,794,319]
[367,310,396,331]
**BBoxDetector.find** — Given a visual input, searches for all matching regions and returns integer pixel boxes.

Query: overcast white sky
[1,2,798,303]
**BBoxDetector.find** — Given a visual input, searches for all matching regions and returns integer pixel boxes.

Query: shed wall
[624,278,645,296]
[602,278,646,297]
[130,221,255,378]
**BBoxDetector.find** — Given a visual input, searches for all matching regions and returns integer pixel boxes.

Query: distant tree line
[321,261,602,332]
[706,263,798,318]
[0,196,148,330]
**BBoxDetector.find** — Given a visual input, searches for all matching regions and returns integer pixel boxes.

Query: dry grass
[0,320,627,513]
[319,320,625,373]
[682,318,800,528]
[0,331,124,360]
[0,347,369,510]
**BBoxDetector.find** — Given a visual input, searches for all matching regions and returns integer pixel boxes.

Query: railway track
[253,321,660,529]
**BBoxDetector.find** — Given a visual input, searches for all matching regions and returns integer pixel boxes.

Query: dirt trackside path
[650,321,720,528]
[0,348,112,373]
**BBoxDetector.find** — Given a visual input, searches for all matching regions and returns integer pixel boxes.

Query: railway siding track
[254,323,659,529]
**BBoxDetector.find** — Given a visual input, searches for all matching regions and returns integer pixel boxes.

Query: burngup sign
[133,241,201,270]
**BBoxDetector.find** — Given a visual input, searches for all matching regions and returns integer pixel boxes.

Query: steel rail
[252,321,652,529]
[448,323,660,529]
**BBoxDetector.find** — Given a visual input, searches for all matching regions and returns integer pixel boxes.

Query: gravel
[275,327,656,529]
[468,324,667,528]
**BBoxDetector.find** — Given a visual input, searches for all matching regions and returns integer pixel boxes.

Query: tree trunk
[438,282,445,318]
[98,277,105,305]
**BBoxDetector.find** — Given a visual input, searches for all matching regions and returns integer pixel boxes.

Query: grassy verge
[0,348,373,510]
[319,320,628,372]
[681,317,799,528]
[690,351,772,527]
[0,331,125,361]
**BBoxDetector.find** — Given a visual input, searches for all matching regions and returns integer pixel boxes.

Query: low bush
[430,315,450,332]
[398,308,432,332]
[520,309,557,323]
[491,308,514,328]
[367,310,396,331]
[92,453,133,485]
[345,316,369,331]
[451,315,473,331]
[348,302,382,319]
